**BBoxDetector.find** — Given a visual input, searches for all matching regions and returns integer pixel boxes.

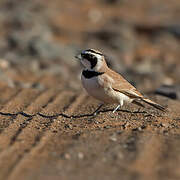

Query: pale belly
[81,75,132,104]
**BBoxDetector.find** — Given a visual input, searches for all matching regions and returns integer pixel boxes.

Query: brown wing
[100,68,165,111]
[106,68,143,99]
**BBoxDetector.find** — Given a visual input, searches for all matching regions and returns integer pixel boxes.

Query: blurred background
[0,0,179,95]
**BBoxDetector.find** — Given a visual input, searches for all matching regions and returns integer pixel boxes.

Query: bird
[75,48,165,114]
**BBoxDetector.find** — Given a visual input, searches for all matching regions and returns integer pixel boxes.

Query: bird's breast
[81,74,115,103]
[81,75,101,95]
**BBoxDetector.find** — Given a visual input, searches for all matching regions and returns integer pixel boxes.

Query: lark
[75,49,165,114]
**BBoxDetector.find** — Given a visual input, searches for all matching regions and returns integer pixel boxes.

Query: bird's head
[75,49,107,71]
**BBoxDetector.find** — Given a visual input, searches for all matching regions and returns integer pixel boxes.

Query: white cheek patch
[92,53,102,59]
[95,58,103,71]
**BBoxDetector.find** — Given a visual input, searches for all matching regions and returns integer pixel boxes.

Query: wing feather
[105,69,143,98]
[98,68,165,111]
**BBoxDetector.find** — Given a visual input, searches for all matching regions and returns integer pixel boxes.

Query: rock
[64,153,71,160]
[77,152,84,160]
[0,59,10,69]
[109,134,117,142]
[155,85,180,100]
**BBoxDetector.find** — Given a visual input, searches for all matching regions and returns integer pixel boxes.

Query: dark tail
[132,100,145,108]
[142,98,165,111]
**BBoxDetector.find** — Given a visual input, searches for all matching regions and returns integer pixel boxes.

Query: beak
[75,54,81,60]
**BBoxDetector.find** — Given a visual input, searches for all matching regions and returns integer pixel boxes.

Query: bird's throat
[82,70,104,79]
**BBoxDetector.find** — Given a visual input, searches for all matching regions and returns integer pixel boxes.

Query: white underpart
[81,75,110,102]
[81,73,133,109]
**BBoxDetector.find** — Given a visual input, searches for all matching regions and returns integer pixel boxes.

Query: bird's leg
[113,105,121,113]
[92,104,104,116]
[113,100,123,113]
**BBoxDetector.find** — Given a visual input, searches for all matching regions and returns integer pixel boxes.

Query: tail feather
[142,98,165,111]
[132,100,145,108]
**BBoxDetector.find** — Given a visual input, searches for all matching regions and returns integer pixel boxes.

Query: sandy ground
[0,69,179,180]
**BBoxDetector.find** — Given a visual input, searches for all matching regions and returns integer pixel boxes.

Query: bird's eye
[81,53,85,58]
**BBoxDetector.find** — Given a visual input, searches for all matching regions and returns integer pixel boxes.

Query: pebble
[117,152,124,159]
[125,122,130,128]
[104,125,111,129]
[78,152,84,160]
[161,123,169,128]
[155,84,180,100]
[88,9,102,23]
[64,124,73,130]
[64,153,71,160]
[109,134,117,142]
[0,59,10,69]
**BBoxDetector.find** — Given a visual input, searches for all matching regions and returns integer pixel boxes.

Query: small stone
[132,128,138,131]
[116,130,123,134]
[163,77,174,85]
[78,152,84,160]
[64,153,71,160]
[117,152,124,159]
[138,127,142,131]
[109,134,117,142]
[125,122,130,128]
[155,84,180,100]
[110,114,115,118]
[0,59,10,69]
[64,124,73,130]
[163,130,168,134]
[162,123,169,128]
[88,9,102,23]
[68,124,73,130]
[104,125,111,129]
[52,130,58,133]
